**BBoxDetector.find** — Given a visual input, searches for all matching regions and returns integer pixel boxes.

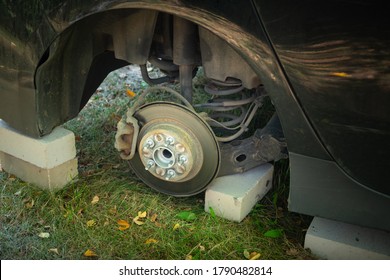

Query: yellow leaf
[86,220,96,227]
[138,211,147,218]
[145,238,158,244]
[133,217,145,226]
[173,223,181,231]
[49,248,59,255]
[25,199,35,209]
[186,255,193,260]
[126,89,136,98]
[91,195,99,204]
[249,252,261,260]
[38,232,50,238]
[117,219,130,231]
[84,249,97,257]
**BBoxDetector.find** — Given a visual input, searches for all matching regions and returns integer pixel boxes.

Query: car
[0,0,389,232]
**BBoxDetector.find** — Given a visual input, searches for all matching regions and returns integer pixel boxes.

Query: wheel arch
[35,1,330,160]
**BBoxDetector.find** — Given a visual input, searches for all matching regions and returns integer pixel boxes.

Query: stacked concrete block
[0,120,78,190]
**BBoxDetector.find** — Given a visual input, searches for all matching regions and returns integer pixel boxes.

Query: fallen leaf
[186,255,193,260]
[133,217,145,226]
[77,209,84,216]
[150,213,158,222]
[86,220,96,227]
[145,238,158,244]
[25,199,35,209]
[38,232,50,238]
[126,89,136,98]
[14,190,22,196]
[117,219,130,231]
[49,248,59,255]
[133,211,147,225]
[199,245,206,252]
[84,249,97,257]
[244,250,261,260]
[138,211,147,218]
[91,195,99,204]
[249,252,261,260]
[264,229,283,238]
[176,211,196,221]
[243,250,251,259]
[173,223,181,231]
[286,248,299,256]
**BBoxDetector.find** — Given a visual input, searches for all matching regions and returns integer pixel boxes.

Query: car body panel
[254,0,390,197]
[0,0,389,230]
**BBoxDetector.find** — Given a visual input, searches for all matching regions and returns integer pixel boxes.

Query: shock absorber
[195,78,265,142]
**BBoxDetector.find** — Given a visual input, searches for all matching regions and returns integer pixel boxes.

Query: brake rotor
[129,102,220,196]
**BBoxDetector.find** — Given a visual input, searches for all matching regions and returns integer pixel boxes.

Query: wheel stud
[165,169,176,180]
[145,160,155,170]
[145,138,155,148]
[165,136,175,146]
[179,155,188,164]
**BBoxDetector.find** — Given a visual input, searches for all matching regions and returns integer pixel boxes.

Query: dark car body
[1,0,389,231]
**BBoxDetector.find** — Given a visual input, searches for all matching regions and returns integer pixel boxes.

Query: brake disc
[128,102,220,196]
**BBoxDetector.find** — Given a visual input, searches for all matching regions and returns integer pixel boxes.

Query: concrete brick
[0,120,76,169]
[0,151,78,191]
[305,217,390,259]
[204,164,273,222]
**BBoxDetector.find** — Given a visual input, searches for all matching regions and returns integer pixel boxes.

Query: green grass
[0,66,314,260]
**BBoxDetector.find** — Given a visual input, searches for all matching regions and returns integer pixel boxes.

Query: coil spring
[195,78,264,142]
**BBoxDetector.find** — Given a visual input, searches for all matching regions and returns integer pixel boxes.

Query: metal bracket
[217,113,288,177]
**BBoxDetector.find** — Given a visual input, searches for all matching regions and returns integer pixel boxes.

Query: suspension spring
[195,78,265,142]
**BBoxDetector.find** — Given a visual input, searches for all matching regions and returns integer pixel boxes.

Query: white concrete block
[0,120,76,169]
[305,217,390,259]
[0,152,78,191]
[205,164,273,222]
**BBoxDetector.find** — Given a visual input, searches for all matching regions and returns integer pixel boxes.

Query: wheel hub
[138,122,203,182]
[128,102,220,196]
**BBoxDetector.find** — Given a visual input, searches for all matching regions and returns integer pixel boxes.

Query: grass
[0,66,314,260]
